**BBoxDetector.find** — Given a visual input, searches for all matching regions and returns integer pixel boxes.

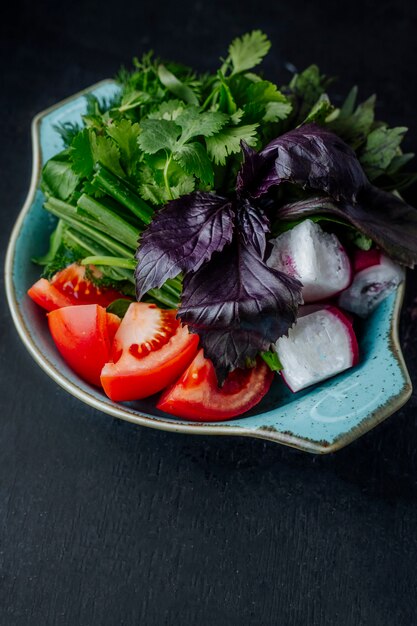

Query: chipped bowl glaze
[4,80,413,453]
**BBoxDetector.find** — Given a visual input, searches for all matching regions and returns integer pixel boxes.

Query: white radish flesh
[267,219,351,302]
[338,249,404,318]
[275,306,359,393]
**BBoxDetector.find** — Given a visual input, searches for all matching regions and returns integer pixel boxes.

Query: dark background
[2,1,417,624]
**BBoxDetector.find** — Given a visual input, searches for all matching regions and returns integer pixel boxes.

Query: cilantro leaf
[170,175,196,199]
[242,80,292,124]
[106,119,141,174]
[174,142,214,185]
[264,101,293,123]
[69,129,94,178]
[175,107,228,142]
[137,119,181,154]
[90,133,125,177]
[136,164,169,205]
[206,123,259,165]
[228,31,271,75]
[148,100,185,120]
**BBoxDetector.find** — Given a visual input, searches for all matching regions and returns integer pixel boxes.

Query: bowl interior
[6,81,412,453]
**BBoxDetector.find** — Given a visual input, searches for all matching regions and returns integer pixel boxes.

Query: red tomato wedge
[48,304,121,387]
[28,263,129,312]
[100,303,199,402]
[157,349,274,421]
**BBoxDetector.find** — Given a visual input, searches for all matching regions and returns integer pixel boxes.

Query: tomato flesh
[48,304,120,387]
[28,263,129,312]
[100,303,199,402]
[157,349,274,421]
[28,278,76,311]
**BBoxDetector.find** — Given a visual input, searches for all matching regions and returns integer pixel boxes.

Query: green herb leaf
[303,94,335,124]
[206,123,258,165]
[261,349,283,372]
[90,133,125,177]
[228,31,271,75]
[106,298,132,318]
[69,129,94,178]
[148,100,185,120]
[157,64,199,105]
[288,65,331,121]
[175,107,228,142]
[174,142,214,185]
[41,154,80,200]
[329,95,375,149]
[106,119,141,174]
[360,126,407,180]
[137,118,181,154]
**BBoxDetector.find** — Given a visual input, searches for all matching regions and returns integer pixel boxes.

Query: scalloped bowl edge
[4,81,413,453]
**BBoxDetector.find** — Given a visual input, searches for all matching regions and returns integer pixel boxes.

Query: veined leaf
[179,234,302,381]
[174,142,215,185]
[137,118,181,154]
[175,107,228,143]
[135,192,235,296]
[229,30,271,75]
[206,123,259,165]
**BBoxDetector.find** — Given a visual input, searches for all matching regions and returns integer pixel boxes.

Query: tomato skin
[100,303,199,402]
[28,264,129,312]
[28,278,75,312]
[106,312,122,344]
[157,350,274,421]
[48,305,120,387]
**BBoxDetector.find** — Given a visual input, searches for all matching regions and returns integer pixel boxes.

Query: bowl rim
[4,79,413,453]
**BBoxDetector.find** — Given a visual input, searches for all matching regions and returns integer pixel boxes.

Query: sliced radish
[275,306,359,393]
[338,249,404,318]
[267,219,351,302]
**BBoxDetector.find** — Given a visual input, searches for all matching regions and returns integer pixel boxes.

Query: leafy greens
[37,30,417,380]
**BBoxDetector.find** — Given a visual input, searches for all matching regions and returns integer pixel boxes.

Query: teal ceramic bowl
[5,80,413,453]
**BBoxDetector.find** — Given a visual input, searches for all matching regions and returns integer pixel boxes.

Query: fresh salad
[28,31,417,421]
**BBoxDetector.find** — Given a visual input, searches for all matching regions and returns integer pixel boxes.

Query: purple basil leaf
[237,199,270,257]
[276,188,417,267]
[178,235,303,382]
[238,124,369,202]
[264,124,368,202]
[236,140,278,198]
[276,196,343,221]
[135,192,235,297]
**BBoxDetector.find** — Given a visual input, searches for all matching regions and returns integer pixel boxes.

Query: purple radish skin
[276,306,359,393]
[267,219,352,303]
[338,250,404,318]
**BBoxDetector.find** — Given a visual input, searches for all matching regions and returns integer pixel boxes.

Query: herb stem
[81,256,137,270]
[147,288,179,308]
[44,197,134,258]
[77,194,140,250]
[163,154,174,200]
[93,165,153,225]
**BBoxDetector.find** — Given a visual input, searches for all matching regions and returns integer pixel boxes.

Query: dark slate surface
[1,1,417,624]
